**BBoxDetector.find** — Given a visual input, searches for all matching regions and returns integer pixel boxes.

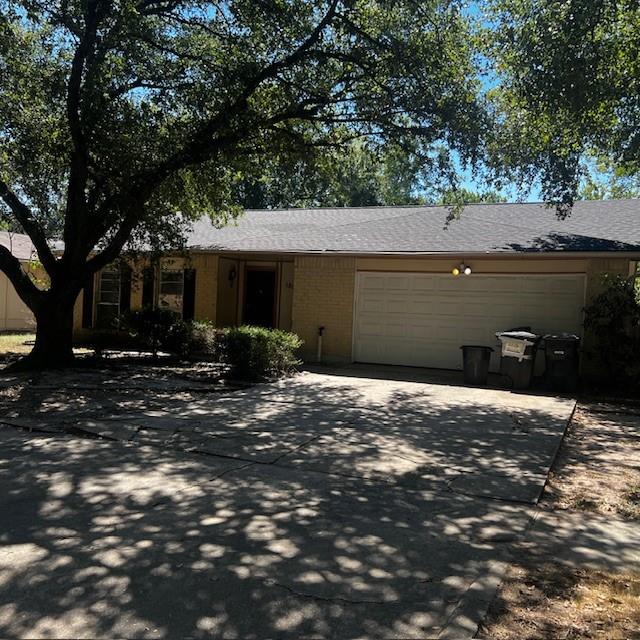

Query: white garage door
[354,272,586,371]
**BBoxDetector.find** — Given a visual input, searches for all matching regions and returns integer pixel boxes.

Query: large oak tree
[0,0,486,368]
[486,0,640,209]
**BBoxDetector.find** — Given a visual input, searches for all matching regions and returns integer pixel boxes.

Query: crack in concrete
[268,434,323,465]
[0,419,63,435]
[209,461,256,481]
[266,579,446,607]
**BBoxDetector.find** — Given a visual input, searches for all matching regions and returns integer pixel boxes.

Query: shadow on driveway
[0,368,577,638]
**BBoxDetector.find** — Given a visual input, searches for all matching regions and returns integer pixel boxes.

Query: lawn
[0,332,35,355]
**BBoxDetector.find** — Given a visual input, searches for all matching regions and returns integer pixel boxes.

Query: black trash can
[495,331,540,390]
[543,334,580,392]
[460,345,493,385]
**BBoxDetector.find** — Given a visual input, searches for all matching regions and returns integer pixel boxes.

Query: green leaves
[485,0,640,210]
[0,0,487,265]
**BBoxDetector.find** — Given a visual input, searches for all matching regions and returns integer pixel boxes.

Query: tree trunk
[8,293,77,371]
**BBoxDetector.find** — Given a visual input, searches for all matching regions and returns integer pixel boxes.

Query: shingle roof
[0,231,36,262]
[185,199,640,255]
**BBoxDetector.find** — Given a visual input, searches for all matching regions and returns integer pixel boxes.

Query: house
[0,231,37,331]
[74,199,640,372]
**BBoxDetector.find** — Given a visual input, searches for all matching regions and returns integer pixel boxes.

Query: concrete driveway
[0,368,576,638]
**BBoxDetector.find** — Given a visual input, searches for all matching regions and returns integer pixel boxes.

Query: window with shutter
[158,269,184,314]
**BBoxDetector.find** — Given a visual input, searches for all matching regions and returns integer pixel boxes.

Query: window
[95,266,121,329]
[95,264,132,329]
[158,269,184,313]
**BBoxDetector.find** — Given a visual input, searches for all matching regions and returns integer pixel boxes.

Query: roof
[0,231,36,262]
[185,199,640,255]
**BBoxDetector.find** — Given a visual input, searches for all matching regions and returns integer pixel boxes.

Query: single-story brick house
[74,199,639,373]
[0,231,37,331]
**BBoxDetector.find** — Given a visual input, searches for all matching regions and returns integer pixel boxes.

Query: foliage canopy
[0,0,486,365]
[486,0,640,210]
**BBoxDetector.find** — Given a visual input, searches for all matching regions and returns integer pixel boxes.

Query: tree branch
[64,0,101,258]
[0,244,43,310]
[0,180,57,275]
[248,0,341,92]
[85,210,140,274]
[82,1,343,268]
[121,0,342,194]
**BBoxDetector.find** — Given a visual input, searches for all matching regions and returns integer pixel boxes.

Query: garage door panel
[354,273,585,371]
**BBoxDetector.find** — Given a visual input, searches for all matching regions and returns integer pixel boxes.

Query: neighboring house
[0,231,37,331]
[74,199,640,373]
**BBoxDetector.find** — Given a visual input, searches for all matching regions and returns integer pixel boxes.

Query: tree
[436,187,506,205]
[579,161,640,200]
[234,141,427,209]
[486,0,640,211]
[0,0,486,368]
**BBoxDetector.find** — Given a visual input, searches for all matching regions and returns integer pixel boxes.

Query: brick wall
[291,256,356,362]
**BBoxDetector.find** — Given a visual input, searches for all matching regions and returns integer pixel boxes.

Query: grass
[479,565,640,640]
[544,406,640,521]
[620,483,640,520]
[0,332,36,355]
[0,332,93,361]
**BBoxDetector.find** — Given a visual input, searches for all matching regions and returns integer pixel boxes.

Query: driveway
[0,368,576,638]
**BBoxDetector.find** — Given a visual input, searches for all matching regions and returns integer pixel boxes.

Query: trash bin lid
[460,345,494,351]
[495,330,539,340]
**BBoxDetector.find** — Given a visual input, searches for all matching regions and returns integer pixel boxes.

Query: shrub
[583,274,640,388]
[121,307,189,357]
[186,321,221,359]
[221,325,302,380]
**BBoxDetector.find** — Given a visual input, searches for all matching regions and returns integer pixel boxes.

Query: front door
[243,268,276,327]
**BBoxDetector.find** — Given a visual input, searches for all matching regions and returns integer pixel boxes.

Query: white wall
[0,271,35,331]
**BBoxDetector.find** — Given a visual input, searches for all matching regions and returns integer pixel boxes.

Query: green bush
[221,325,302,380]
[121,307,189,357]
[583,274,640,388]
[186,321,221,358]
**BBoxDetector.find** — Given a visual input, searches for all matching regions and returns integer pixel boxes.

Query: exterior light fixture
[452,262,472,276]
[228,266,237,285]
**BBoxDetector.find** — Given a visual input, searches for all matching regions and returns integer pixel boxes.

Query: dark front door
[243,269,276,327]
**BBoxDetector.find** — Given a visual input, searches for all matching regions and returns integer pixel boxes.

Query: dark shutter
[142,267,155,308]
[119,265,132,314]
[183,268,196,321]
[81,274,95,328]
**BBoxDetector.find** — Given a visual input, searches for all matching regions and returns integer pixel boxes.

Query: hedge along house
[73,199,640,374]
[0,231,38,331]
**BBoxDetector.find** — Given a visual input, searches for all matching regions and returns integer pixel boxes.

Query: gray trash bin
[543,334,580,392]
[460,345,493,385]
[495,330,540,390]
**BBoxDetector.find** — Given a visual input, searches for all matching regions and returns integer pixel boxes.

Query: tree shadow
[501,232,640,253]
[0,367,580,638]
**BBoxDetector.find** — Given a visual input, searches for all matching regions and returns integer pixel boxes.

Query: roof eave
[188,248,640,259]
